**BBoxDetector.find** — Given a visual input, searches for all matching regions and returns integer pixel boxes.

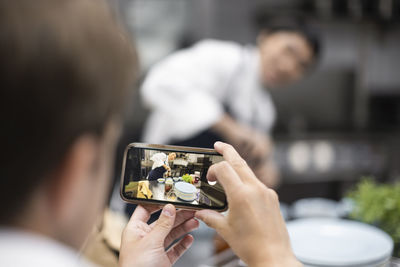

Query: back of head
[0,0,137,224]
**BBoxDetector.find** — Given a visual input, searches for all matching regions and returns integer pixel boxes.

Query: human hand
[253,159,280,188]
[213,115,272,168]
[195,142,301,267]
[119,204,199,267]
[228,126,272,168]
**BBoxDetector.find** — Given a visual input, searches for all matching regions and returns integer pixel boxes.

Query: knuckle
[158,218,173,230]
[267,188,279,202]
[230,158,247,169]
[202,217,219,232]
[221,142,232,150]
[176,242,187,255]
[217,161,230,171]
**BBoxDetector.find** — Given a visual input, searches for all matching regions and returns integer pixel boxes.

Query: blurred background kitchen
[102,0,400,266]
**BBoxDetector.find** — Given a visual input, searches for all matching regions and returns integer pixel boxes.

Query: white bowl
[157,178,165,183]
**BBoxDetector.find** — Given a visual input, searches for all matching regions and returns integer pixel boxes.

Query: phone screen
[121,145,227,210]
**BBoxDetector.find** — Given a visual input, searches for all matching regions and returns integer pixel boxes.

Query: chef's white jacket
[141,39,276,144]
[150,152,168,169]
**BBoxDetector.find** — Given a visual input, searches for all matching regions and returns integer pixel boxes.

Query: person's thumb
[150,204,176,243]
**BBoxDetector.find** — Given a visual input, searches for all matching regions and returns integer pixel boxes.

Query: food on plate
[182,174,194,184]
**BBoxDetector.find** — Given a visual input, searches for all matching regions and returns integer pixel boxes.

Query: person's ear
[46,134,99,226]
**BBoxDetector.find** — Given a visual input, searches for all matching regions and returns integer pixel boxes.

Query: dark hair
[254,11,321,63]
[0,0,137,223]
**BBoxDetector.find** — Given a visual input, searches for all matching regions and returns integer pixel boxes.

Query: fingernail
[214,141,222,148]
[183,235,194,248]
[162,204,174,217]
[193,219,200,229]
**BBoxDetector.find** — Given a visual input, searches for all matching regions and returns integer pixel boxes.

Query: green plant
[347,178,400,257]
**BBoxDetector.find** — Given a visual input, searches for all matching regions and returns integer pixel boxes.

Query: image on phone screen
[121,145,227,210]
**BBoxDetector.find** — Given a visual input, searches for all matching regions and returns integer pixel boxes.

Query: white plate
[287,218,393,266]
[175,182,197,201]
[175,182,197,194]
[177,195,197,202]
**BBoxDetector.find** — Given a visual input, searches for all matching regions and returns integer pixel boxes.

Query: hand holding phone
[119,205,198,267]
[195,142,301,267]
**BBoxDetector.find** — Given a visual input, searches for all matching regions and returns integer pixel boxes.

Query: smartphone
[120,143,228,211]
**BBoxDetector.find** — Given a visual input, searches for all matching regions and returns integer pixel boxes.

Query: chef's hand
[119,205,199,267]
[230,127,272,167]
[195,142,301,267]
[253,158,280,188]
[213,115,272,168]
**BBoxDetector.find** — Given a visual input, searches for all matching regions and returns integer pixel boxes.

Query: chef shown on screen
[141,15,320,187]
[148,152,177,180]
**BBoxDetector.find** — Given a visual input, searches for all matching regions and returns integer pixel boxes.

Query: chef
[148,152,176,180]
[141,17,320,187]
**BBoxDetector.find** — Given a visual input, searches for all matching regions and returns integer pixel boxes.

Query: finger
[214,141,259,185]
[206,161,243,197]
[195,209,226,232]
[149,204,176,243]
[150,209,195,229]
[164,218,199,248]
[166,234,194,265]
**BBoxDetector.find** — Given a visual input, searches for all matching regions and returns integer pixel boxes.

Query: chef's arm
[211,114,273,161]
[212,114,280,188]
[211,114,238,141]
[163,164,171,171]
